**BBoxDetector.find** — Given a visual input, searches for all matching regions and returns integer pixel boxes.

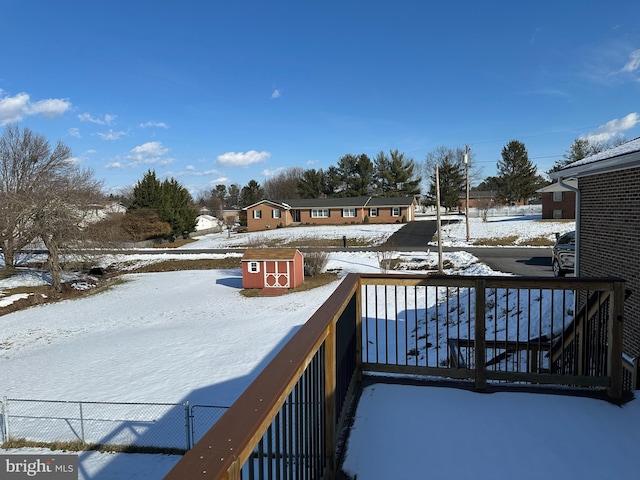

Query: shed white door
[264,260,290,288]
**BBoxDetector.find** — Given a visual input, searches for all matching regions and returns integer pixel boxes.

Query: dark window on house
[253,210,262,219]
[272,210,281,219]
[552,191,563,202]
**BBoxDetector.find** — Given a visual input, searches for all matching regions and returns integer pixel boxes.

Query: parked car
[552,231,575,277]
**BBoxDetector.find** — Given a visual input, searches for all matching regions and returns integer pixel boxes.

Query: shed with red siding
[241,248,304,290]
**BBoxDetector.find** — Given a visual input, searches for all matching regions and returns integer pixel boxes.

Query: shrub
[304,249,329,276]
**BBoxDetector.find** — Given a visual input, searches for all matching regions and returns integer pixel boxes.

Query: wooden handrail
[164,274,359,480]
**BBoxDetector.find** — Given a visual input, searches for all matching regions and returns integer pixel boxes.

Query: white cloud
[583,112,640,143]
[106,161,123,169]
[0,92,71,125]
[620,49,640,73]
[271,89,281,99]
[27,98,72,118]
[217,150,271,167]
[97,129,128,141]
[127,141,171,167]
[78,113,116,125]
[262,167,284,177]
[140,121,169,129]
[68,128,81,138]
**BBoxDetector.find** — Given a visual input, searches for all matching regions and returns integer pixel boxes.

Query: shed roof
[242,248,302,261]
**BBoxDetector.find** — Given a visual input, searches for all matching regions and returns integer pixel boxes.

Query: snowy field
[3,215,637,480]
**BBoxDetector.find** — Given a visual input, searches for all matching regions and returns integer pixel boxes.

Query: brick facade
[579,168,640,357]
[245,197,416,232]
[540,191,576,219]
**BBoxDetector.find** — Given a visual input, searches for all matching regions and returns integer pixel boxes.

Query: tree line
[0,123,627,292]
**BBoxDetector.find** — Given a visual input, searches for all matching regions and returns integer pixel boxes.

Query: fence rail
[0,397,228,452]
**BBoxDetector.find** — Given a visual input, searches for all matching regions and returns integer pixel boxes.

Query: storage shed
[241,248,304,290]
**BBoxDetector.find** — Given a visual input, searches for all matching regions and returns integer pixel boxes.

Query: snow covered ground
[3,215,636,480]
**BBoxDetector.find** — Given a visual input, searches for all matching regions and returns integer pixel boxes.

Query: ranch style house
[243,196,418,232]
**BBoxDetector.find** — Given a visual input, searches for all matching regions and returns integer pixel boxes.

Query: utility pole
[435,164,443,273]
[464,144,471,243]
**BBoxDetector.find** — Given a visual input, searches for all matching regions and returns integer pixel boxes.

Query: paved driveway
[385,220,554,276]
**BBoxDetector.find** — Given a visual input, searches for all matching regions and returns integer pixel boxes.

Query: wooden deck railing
[164,273,627,480]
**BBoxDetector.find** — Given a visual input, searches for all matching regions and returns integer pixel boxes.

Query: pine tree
[373,150,421,197]
[336,154,373,197]
[128,170,197,237]
[496,140,544,204]
[298,169,327,199]
[240,180,264,207]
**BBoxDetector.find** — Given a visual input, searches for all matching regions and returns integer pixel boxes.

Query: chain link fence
[0,397,228,452]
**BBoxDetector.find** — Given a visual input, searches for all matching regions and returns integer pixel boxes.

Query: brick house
[551,137,640,362]
[243,196,417,232]
[536,180,577,219]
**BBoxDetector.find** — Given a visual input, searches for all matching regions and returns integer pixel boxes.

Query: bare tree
[262,167,304,200]
[0,125,107,291]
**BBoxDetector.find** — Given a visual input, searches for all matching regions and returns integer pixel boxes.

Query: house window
[552,191,563,202]
[253,210,262,219]
[248,261,260,273]
[553,210,563,219]
[311,208,330,218]
[369,207,378,217]
[272,210,281,219]
[391,207,401,217]
[342,208,356,218]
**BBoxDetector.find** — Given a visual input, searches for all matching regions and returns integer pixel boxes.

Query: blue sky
[1,1,639,197]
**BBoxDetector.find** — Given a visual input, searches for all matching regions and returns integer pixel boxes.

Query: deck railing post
[355,276,363,382]
[325,321,337,477]
[607,280,625,399]
[474,279,487,390]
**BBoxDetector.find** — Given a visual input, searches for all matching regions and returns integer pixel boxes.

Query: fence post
[3,397,10,441]
[1,397,8,441]
[607,281,625,399]
[184,402,191,450]
[474,279,487,390]
[79,402,86,445]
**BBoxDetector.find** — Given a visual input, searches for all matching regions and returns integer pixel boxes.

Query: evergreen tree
[128,170,198,236]
[496,140,545,204]
[547,136,627,174]
[129,170,163,211]
[227,184,240,208]
[336,153,373,197]
[298,168,327,199]
[240,179,264,207]
[373,150,421,197]
[425,147,465,211]
[160,178,198,235]
[324,166,343,196]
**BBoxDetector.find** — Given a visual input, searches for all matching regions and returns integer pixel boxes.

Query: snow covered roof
[536,179,577,193]
[551,136,640,179]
